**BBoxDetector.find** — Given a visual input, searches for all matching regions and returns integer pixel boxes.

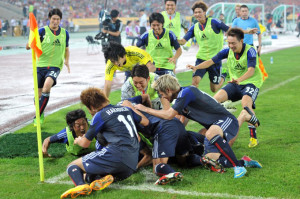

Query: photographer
[102,9,123,44]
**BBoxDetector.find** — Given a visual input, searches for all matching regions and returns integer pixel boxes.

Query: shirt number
[117,115,138,138]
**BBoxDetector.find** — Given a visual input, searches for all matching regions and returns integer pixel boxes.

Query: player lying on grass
[135,74,262,178]
[42,109,96,156]
[60,87,149,199]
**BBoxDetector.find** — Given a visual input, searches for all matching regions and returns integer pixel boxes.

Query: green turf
[1,47,300,199]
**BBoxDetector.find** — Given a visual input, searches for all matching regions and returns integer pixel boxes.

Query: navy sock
[155,163,175,177]
[248,125,257,139]
[67,165,85,186]
[210,135,241,167]
[186,154,203,167]
[217,156,244,168]
[39,92,49,116]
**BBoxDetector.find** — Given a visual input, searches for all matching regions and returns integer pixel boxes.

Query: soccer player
[121,64,163,110]
[42,109,96,156]
[136,12,182,76]
[103,41,155,97]
[26,8,70,126]
[60,87,149,198]
[135,75,261,178]
[187,28,263,148]
[161,0,189,40]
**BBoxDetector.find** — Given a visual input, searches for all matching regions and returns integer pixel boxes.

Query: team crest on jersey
[52,39,61,46]
[234,63,244,70]
[155,42,164,49]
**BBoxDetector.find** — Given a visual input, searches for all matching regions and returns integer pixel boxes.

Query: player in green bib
[179,1,257,92]
[187,28,262,148]
[42,109,96,157]
[121,64,162,110]
[26,8,70,126]
[136,12,182,76]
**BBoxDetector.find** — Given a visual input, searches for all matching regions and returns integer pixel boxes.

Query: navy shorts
[82,147,135,181]
[222,83,259,107]
[37,67,60,88]
[193,59,222,84]
[204,116,239,155]
[155,68,175,77]
[175,124,194,156]
[152,120,180,159]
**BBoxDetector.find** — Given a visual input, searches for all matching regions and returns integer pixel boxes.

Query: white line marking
[47,171,277,199]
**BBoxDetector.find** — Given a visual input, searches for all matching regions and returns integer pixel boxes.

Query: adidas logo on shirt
[201,34,208,40]
[234,63,244,70]
[168,22,174,28]
[52,39,61,46]
[161,152,166,156]
[155,42,164,49]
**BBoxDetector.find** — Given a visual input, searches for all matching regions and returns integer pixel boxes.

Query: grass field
[1,46,300,199]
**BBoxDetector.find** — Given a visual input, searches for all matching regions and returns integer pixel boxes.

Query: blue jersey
[183,18,229,41]
[85,104,142,170]
[232,17,260,45]
[212,44,257,68]
[39,26,69,47]
[172,86,233,129]
[136,28,180,50]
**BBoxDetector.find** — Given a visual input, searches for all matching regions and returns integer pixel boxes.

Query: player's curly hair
[66,109,87,131]
[80,87,110,111]
[103,41,126,63]
[152,74,180,93]
[131,64,149,79]
[192,1,208,12]
[48,8,62,19]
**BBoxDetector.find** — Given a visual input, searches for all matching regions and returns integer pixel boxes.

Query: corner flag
[28,12,44,182]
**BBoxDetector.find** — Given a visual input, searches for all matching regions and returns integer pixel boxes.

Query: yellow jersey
[105,46,153,81]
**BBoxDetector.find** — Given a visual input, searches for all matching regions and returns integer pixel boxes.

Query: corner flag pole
[28,12,44,182]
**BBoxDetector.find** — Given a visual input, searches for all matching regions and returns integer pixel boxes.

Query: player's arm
[178,25,194,45]
[42,136,51,157]
[168,31,182,64]
[135,104,178,120]
[103,80,112,98]
[122,100,149,126]
[257,33,262,56]
[146,61,156,72]
[187,59,215,72]
[64,47,70,73]
[74,135,91,148]
[230,67,255,84]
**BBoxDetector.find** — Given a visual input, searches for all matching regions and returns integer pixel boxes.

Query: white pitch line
[46,171,277,199]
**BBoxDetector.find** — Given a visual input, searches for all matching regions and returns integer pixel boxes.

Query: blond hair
[151,74,180,93]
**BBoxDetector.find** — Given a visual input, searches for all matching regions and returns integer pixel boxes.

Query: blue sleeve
[247,47,257,68]
[183,25,195,41]
[169,31,180,50]
[172,87,196,114]
[49,128,68,144]
[128,95,143,104]
[65,30,69,47]
[85,112,105,141]
[212,19,229,32]
[38,27,45,43]
[212,47,229,63]
[128,107,142,124]
[136,32,148,47]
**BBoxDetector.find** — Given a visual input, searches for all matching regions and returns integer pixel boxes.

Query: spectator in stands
[125,20,139,45]
[232,4,241,22]
[10,18,16,36]
[69,18,74,33]
[102,9,123,44]
[22,17,28,36]
[219,13,225,23]
[297,15,300,38]
[139,9,147,36]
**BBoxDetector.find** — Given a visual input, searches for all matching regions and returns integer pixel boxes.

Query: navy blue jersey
[39,26,69,47]
[50,128,68,144]
[212,44,257,68]
[85,104,142,170]
[183,18,229,41]
[172,86,233,129]
[137,28,180,50]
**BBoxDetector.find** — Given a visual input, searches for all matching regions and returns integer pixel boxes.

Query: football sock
[221,72,227,80]
[186,154,203,167]
[155,163,175,177]
[218,155,244,168]
[39,92,50,115]
[210,135,241,167]
[67,165,85,186]
[248,125,257,139]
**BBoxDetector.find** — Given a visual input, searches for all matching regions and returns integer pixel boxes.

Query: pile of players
[32,1,265,198]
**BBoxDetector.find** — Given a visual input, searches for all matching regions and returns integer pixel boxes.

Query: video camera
[95,10,112,51]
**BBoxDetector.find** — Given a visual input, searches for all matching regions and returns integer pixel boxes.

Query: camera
[95,10,112,51]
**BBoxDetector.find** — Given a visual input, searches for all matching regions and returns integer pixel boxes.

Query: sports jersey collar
[152,28,166,39]
[234,43,246,59]
[198,18,208,30]
[48,25,61,35]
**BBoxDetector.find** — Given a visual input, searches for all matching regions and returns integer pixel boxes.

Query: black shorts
[37,67,60,88]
